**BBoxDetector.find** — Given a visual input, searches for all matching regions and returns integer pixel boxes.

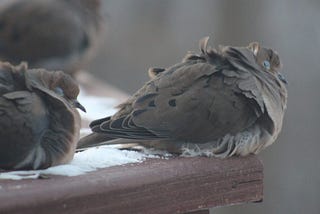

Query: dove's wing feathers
[92,50,263,143]
[0,90,49,169]
[0,62,82,170]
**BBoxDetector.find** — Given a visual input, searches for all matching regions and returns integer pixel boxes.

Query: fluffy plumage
[78,37,287,157]
[0,62,85,170]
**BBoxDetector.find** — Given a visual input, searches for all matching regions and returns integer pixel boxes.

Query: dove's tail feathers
[76,133,142,151]
[77,132,114,149]
[90,114,169,140]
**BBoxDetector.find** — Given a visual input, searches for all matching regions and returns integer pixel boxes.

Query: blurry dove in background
[0,62,85,170]
[78,37,287,157]
[0,0,104,76]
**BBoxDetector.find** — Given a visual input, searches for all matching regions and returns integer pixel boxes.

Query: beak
[73,100,86,112]
[278,73,288,85]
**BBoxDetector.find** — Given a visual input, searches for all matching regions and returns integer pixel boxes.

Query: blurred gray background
[87,0,320,213]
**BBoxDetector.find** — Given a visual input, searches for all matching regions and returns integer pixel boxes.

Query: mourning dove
[0,0,104,76]
[78,37,287,157]
[0,62,85,170]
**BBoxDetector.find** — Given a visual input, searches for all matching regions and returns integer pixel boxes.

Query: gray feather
[79,37,288,157]
[0,62,83,170]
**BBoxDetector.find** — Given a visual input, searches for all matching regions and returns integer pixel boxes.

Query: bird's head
[247,42,286,84]
[23,65,86,112]
[213,39,287,85]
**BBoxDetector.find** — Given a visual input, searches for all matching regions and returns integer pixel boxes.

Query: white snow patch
[0,146,162,180]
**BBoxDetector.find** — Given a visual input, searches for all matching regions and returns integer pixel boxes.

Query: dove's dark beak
[278,73,288,85]
[73,100,86,112]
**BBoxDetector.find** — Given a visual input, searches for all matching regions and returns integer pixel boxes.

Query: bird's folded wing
[0,91,47,167]
[91,62,264,143]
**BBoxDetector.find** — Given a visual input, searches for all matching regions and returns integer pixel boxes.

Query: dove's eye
[54,87,64,96]
[263,60,271,70]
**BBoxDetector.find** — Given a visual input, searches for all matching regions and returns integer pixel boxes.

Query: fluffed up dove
[0,62,85,170]
[78,37,288,157]
[0,0,104,76]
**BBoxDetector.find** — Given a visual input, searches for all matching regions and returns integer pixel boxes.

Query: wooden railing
[0,156,263,214]
[0,72,263,214]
